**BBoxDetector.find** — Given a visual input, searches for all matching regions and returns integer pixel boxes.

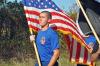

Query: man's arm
[48,49,60,66]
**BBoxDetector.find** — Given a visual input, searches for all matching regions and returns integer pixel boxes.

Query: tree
[67,4,79,22]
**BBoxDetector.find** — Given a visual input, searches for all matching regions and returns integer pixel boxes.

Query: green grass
[58,50,75,66]
[0,58,35,66]
[0,51,100,66]
[0,50,75,66]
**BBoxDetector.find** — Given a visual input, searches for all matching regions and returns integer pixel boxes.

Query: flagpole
[29,28,42,66]
[23,6,41,66]
[76,0,100,45]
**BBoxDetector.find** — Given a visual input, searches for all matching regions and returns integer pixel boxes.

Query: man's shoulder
[48,27,57,34]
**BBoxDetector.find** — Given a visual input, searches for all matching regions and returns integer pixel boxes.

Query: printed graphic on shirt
[41,37,46,45]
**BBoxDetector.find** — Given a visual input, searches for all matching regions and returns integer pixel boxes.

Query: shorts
[77,64,89,66]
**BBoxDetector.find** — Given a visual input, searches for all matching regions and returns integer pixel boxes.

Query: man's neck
[41,24,49,31]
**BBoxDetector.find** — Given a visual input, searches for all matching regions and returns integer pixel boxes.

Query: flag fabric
[76,0,100,36]
[63,35,94,66]
[22,0,93,65]
[76,10,91,35]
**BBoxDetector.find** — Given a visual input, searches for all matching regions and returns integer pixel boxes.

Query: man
[30,11,60,66]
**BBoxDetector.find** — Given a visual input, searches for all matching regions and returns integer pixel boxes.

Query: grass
[0,58,35,66]
[0,49,100,66]
[58,49,75,66]
[0,49,75,66]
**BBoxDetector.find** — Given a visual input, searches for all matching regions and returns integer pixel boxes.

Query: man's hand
[30,35,35,42]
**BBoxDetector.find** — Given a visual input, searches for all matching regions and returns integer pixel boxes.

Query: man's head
[39,11,52,27]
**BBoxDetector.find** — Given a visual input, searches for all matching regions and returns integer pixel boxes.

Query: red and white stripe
[64,35,94,66]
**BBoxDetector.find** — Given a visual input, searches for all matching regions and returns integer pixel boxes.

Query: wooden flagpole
[29,28,42,66]
[23,5,41,66]
[76,0,100,45]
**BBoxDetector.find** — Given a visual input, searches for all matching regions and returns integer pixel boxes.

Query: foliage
[67,4,79,22]
[0,1,28,40]
[0,1,34,61]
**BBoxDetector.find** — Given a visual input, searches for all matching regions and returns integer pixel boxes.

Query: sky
[53,0,76,12]
[7,0,76,12]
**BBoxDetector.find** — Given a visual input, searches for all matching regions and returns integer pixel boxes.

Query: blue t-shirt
[36,27,59,62]
[85,35,96,45]
[85,35,99,53]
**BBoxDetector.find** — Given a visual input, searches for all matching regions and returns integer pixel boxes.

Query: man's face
[39,13,49,27]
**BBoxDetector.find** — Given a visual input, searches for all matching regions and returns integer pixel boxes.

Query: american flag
[63,35,94,66]
[22,0,94,65]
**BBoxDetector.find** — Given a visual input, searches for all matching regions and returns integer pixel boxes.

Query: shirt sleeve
[50,31,60,52]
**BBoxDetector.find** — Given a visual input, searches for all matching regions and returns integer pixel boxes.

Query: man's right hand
[30,35,35,42]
